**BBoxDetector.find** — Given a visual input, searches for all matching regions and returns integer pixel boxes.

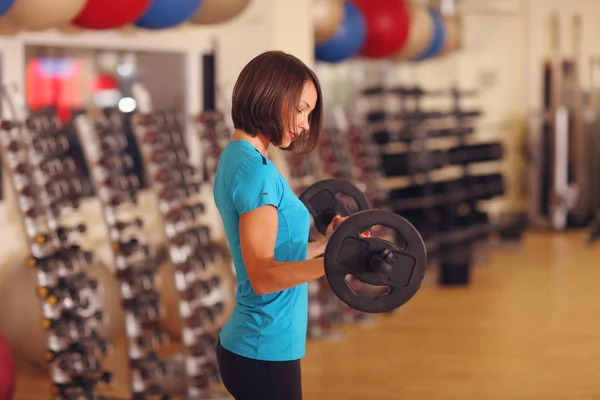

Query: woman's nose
[299,116,310,132]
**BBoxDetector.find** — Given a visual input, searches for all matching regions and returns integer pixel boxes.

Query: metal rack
[74,108,170,399]
[130,84,230,399]
[0,86,112,399]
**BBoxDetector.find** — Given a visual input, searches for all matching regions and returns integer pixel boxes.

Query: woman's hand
[325,215,348,240]
[306,215,348,259]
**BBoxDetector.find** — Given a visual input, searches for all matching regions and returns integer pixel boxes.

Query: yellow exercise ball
[190,0,251,25]
[0,18,19,35]
[0,259,125,370]
[57,24,83,35]
[156,244,236,338]
[4,0,87,31]
[313,0,344,45]
[392,1,434,61]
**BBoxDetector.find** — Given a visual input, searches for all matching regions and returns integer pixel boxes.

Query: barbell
[299,179,427,314]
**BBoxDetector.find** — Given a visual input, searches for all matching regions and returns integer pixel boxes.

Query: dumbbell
[299,179,427,313]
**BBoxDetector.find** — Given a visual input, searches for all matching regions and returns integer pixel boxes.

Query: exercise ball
[315,1,366,63]
[392,1,433,61]
[72,0,152,30]
[313,0,344,45]
[57,24,82,35]
[4,0,86,31]
[0,18,18,35]
[414,7,445,61]
[190,0,251,25]
[0,260,124,370]
[156,246,236,338]
[351,0,410,59]
[0,332,15,400]
[0,0,15,17]
[439,16,460,55]
[135,0,203,29]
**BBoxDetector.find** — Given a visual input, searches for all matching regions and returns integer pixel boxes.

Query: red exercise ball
[350,0,410,58]
[0,332,15,400]
[72,0,152,30]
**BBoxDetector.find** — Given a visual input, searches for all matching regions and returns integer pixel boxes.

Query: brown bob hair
[231,50,323,155]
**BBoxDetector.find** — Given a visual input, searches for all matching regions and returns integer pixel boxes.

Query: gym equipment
[131,83,231,399]
[72,0,152,30]
[527,13,592,230]
[0,261,123,370]
[299,179,427,313]
[299,178,370,236]
[0,331,15,400]
[392,1,434,61]
[75,108,171,398]
[388,174,505,211]
[313,0,344,45]
[373,125,475,144]
[291,121,386,326]
[4,0,85,31]
[196,110,231,181]
[380,142,504,177]
[156,244,234,339]
[315,1,366,63]
[358,78,506,284]
[0,85,112,399]
[585,58,600,243]
[135,0,203,29]
[190,0,251,25]
[351,0,410,59]
[0,0,14,16]
[414,7,446,61]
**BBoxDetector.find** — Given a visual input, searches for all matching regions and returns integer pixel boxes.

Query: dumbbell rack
[131,87,229,399]
[74,109,171,399]
[0,88,112,399]
[195,110,231,184]
[344,125,388,209]
[309,125,377,326]
[362,84,504,284]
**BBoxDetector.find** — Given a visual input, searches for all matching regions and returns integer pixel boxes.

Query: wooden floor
[12,230,600,400]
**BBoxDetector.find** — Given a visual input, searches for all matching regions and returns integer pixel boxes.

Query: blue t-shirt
[213,140,310,361]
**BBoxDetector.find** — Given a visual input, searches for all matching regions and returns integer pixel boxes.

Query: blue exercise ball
[315,1,366,63]
[0,0,16,17]
[414,7,446,61]
[135,0,203,29]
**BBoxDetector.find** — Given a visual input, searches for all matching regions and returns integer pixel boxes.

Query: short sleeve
[231,159,282,215]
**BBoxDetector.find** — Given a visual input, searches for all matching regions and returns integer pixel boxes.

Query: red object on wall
[26,57,83,122]
[72,0,152,30]
[350,0,411,58]
[92,74,119,91]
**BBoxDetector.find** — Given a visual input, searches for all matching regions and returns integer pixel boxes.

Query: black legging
[216,340,302,400]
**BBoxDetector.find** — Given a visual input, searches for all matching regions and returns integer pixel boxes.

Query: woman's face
[279,80,318,149]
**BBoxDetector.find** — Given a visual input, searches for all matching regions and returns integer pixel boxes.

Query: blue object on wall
[315,1,366,63]
[414,7,446,61]
[135,0,203,29]
[0,0,15,17]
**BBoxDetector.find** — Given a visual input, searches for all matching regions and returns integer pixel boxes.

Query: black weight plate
[324,209,427,313]
[299,179,370,235]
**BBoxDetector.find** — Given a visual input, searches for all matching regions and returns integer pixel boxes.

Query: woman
[212,50,344,399]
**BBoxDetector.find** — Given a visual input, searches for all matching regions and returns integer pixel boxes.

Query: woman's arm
[306,214,347,259]
[239,204,325,295]
[306,237,327,259]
